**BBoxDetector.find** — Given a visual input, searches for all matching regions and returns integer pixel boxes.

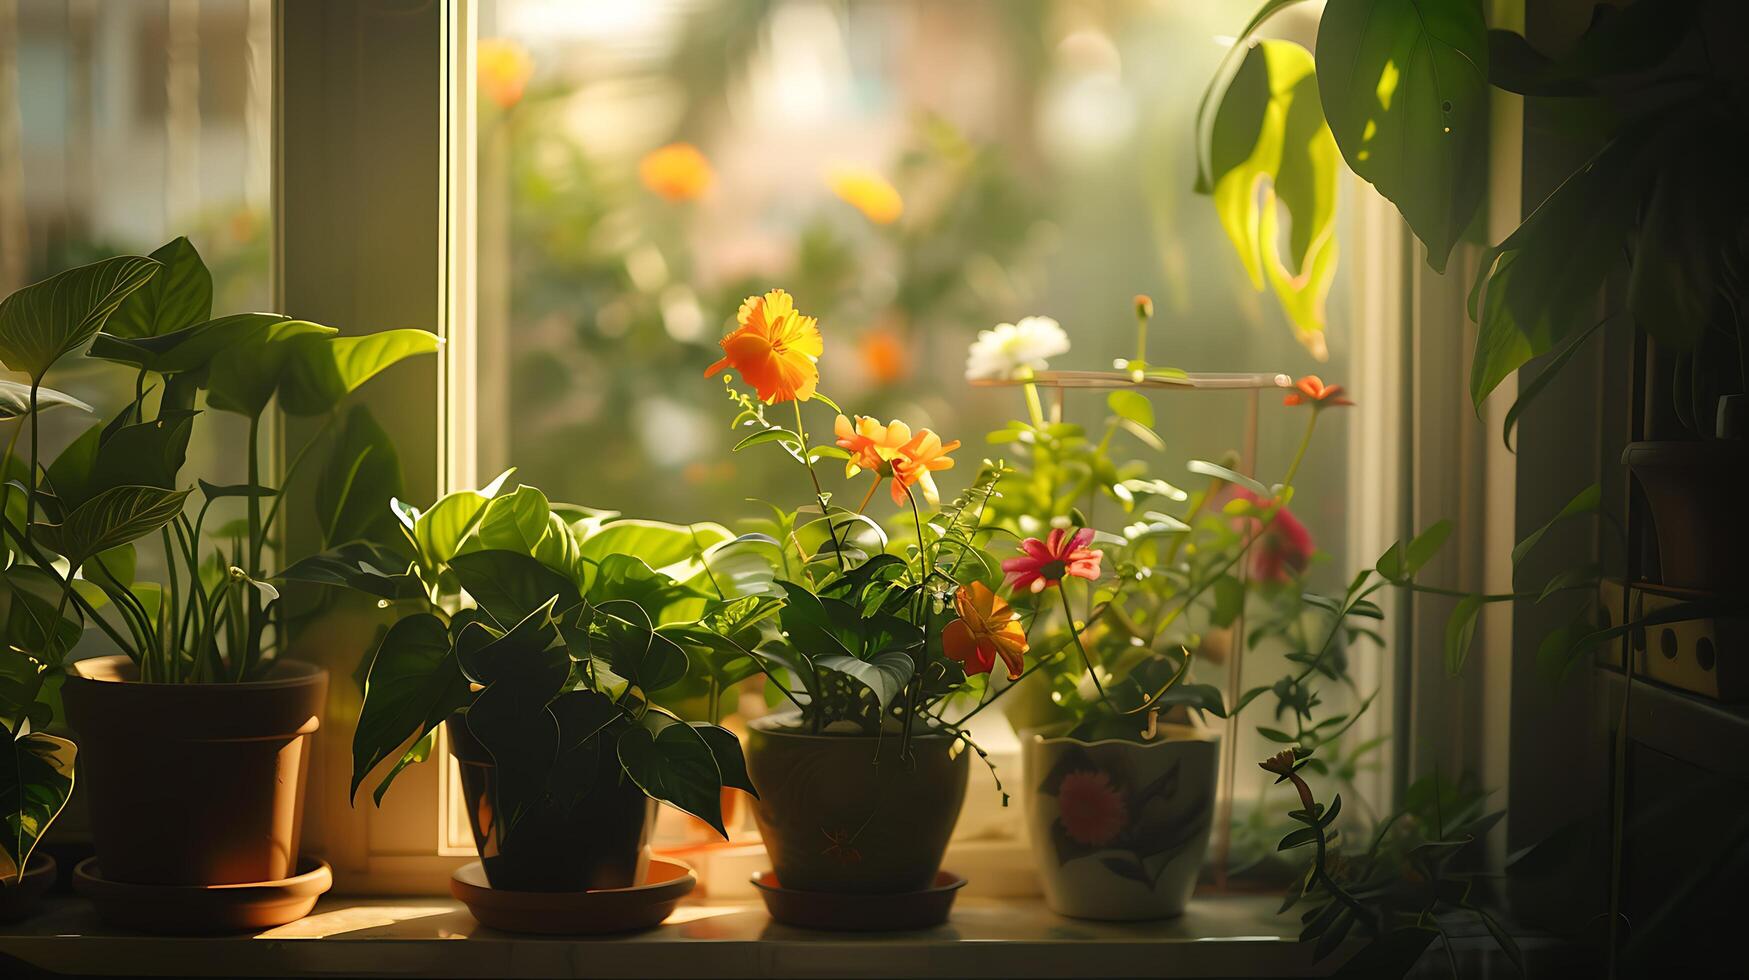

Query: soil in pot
[60,655,327,887]
[447,715,656,892]
[1023,726,1219,920]
[745,715,969,894]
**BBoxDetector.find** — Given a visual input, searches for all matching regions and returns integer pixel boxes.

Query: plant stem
[792,400,845,572]
[25,379,40,533]
[244,415,264,675]
[1057,579,1112,708]
[1022,376,1046,430]
[260,412,337,543]
[1281,408,1320,489]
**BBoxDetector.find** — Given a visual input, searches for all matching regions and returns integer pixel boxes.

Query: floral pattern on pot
[1025,732,1219,921]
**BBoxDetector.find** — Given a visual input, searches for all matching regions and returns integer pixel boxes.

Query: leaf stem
[793,399,845,572]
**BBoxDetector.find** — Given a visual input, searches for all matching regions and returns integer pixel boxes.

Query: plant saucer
[73,856,332,933]
[449,857,695,935]
[751,869,965,931]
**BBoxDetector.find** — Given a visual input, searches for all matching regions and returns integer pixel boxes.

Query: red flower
[1226,488,1314,584]
[1282,375,1353,409]
[1057,770,1128,847]
[1002,528,1103,595]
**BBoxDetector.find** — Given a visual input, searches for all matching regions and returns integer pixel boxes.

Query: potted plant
[291,474,759,929]
[0,240,436,931]
[697,289,1042,926]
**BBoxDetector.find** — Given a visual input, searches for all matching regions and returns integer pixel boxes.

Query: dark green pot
[746,715,969,894]
[447,715,655,892]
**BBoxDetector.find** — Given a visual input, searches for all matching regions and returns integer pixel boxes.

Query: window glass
[475,0,1376,875]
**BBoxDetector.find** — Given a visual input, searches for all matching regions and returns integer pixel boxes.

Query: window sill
[0,893,1350,978]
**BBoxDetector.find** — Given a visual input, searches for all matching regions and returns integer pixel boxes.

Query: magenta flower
[1002,527,1104,594]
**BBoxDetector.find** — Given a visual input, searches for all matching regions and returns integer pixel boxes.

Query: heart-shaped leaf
[0,732,75,882]
[0,255,159,379]
[690,722,756,797]
[104,237,212,339]
[477,485,552,555]
[595,599,689,694]
[278,329,442,417]
[412,469,514,567]
[449,549,581,629]
[616,712,725,836]
[205,319,338,417]
[350,612,469,803]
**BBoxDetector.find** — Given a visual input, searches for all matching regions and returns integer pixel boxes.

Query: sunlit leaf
[104,237,212,339]
[0,255,159,379]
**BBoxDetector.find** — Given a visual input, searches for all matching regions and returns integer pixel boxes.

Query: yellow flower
[834,415,959,507]
[828,167,903,225]
[478,39,533,110]
[705,289,822,403]
[641,143,714,202]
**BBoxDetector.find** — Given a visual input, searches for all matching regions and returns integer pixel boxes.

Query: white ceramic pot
[1023,727,1219,920]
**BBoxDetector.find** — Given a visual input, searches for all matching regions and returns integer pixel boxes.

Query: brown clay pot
[60,655,327,886]
[0,853,56,921]
[448,715,657,892]
[1623,441,1749,591]
[745,716,969,894]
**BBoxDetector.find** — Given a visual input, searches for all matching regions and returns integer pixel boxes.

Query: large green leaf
[577,519,733,572]
[1209,39,1339,358]
[204,319,337,417]
[449,550,581,629]
[88,312,292,376]
[278,329,442,417]
[477,485,552,555]
[0,569,82,669]
[317,406,404,548]
[691,722,756,796]
[595,599,689,694]
[461,608,569,839]
[817,651,915,710]
[45,412,192,515]
[0,381,92,421]
[412,469,514,567]
[0,255,159,379]
[104,237,212,339]
[276,541,423,600]
[350,612,470,803]
[0,732,75,882]
[1317,0,1488,272]
[33,485,192,564]
[1193,0,1311,192]
[1468,125,1659,407]
[617,711,725,836]
[588,554,708,625]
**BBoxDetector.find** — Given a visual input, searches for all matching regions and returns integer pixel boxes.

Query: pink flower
[1002,527,1103,594]
[1057,770,1128,847]
[1227,488,1313,584]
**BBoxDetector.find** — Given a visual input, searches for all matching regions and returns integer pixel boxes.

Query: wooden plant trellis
[969,369,1294,890]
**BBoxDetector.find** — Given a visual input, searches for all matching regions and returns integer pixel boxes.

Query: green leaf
[1501,312,1607,451]
[691,722,756,797]
[617,713,725,836]
[204,319,338,417]
[1511,484,1599,567]
[1106,390,1155,429]
[1192,0,1310,192]
[731,427,801,453]
[477,485,552,555]
[577,518,731,576]
[33,485,193,564]
[0,255,159,379]
[0,732,75,882]
[1377,520,1453,581]
[104,237,212,339]
[595,599,690,694]
[88,312,291,376]
[317,405,404,548]
[449,550,581,629]
[1628,123,1731,351]
[817,651,914,710]
[278,328,442,417]
[1187,459,1268,497]
[1474,907,1524,976]
[0,381,92,421]
[412,469,514,567]
[276,541,423,600]
[1444,594,1485,676]
[350,612,468,804]
[1317,0,1488,273]
[1211,574,1245,628]
[1209,39,1338,355]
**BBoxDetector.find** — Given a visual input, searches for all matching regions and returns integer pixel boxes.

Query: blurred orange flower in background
[943,582,1028,680]
[828,167,903,225]
[706,289,822,403]
[478,39,533,110]
[858,328,908,383]
[641,143,714,202]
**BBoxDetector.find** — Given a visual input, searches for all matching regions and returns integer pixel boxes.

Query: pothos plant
[294,472,770,838]
[701,288,1046,790]
[0,239,436,883]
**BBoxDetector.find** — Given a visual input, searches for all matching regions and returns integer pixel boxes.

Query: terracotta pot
[447,715,656,892]
[0,853,56,921]
[745,716,969,894]
[1623,440,1749,591]
[60,656,326,887]
[1023,728,1219,920]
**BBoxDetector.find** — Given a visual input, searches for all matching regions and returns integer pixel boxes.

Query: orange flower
[705,290,822,403]
[942,582,1028,680]
[828,167,903,224]
[858,328,907,383]
[1282,375,1354,409]
[834,415,960,506]
[478,39,534,110]
[640,143,714,202]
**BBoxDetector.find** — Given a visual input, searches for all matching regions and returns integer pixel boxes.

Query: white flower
[964,316,1070,380]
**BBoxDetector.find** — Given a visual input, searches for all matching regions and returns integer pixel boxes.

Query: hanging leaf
[204,319,338,417]
[277,329,442,417]
[349,613,467,803]
[1317,0,1488,273]
[0,255,159,379]
[617,712,725,837]
[1193,0,1312,192]
[1444,594,1485,676]
[0,381,92,421]
[0,732,75,882]
[104,237,213,339]
[33,485,193,564]
[1209,39,1339,358]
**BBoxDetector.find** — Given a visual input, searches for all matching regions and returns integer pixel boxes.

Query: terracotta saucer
[450,857,695,935]
[751,869,965,931]
[0,854,57,922]
[74,856,331,933]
